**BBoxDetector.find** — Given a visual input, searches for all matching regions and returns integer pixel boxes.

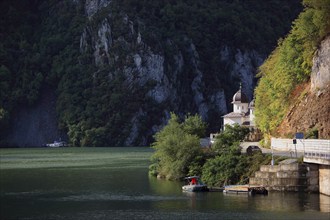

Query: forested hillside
[0,0,301,147]
[255,0,330,139]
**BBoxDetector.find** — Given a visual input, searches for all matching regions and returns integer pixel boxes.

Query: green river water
[0,147,329,219]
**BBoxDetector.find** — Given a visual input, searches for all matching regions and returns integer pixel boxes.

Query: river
[0,147,329,219]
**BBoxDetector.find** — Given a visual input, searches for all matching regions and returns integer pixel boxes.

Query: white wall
[271,138,330,152]
[233,103,249,113]
[249,109,255,126]
[223,117,241,127]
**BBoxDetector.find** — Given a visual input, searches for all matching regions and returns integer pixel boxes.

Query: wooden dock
[223,185,268,195]
[208,187,224,192]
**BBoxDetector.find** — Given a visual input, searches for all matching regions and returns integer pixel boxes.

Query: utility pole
[271,145,274,166]
[293,139,297,158]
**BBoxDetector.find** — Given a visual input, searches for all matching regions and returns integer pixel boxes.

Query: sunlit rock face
[312,36,330,93]
[220,46,263,100]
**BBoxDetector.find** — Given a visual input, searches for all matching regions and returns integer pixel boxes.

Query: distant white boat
[182,176,209,192]
[46,141,67,147]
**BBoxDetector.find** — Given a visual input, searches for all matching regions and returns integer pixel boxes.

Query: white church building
[222,86,255,128]
[207,85,259,145]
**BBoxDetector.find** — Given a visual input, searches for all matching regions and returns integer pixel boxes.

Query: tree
[182,113,207,138]
[0,65,11,132]
[202,145,270,187]
[201,147,246,186]
[212,124,249,154]
[202,124,250,186]
[150,112,204,180]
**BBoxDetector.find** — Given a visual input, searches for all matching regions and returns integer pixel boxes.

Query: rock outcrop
[277,36,330,138]
[77,5,263,145]
[311,36,330,93]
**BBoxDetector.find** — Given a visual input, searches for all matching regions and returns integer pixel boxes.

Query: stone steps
[249,161,319,192]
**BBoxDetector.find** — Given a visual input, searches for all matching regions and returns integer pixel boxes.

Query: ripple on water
[55,192,187,202]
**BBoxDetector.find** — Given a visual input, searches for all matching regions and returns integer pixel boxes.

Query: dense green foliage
[0,0,86,141]
[201,145,272,186]
[212,124,249,154]
[201,124,257,186]
[117,0,301,53]
[255,0,330,135]
[0,0,301,146]
[150,113,206,179]
[150,119,271,186]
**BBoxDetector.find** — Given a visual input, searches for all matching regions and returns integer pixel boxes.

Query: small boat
[182,176,209,192]
[46,140,67,147]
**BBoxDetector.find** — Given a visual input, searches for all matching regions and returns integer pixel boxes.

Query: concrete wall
[269,138,330,196]
[320,194,330,212]
[272,138,330,165]
[319,165,330,196]
[249,162,319,192]
[271,138,330,153]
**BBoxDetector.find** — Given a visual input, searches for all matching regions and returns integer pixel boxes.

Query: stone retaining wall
[319,165,330,196]
[249,162,319,192]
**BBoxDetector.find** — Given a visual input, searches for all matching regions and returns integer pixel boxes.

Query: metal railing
[271,138,330,163]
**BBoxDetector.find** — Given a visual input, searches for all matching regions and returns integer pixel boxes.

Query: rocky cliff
[277,36,330,138]
[73,0,266,145]
[0,0,301,146]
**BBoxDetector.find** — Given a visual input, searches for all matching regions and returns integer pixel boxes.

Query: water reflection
[1,150,330,219]
[249,192,321,212]
[148,175,182,195]
[149,174,330,219]
[147,176,330,219]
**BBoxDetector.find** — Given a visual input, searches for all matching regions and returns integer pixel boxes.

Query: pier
[223,185,268,195]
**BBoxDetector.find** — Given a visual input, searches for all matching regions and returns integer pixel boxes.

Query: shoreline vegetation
[149,113,288,188]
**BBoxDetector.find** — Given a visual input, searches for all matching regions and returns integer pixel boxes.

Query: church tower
[222,84,251,128]
[232,84,249,114]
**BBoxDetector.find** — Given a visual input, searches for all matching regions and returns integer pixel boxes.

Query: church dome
[232,88,249,103]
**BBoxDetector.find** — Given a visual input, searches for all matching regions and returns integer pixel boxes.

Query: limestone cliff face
[311,36,330,93]
[220,46,263,99]
[84,0,111,18]
[277,36,330,138]
[78,3,263,145]
[0,0,268,147]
